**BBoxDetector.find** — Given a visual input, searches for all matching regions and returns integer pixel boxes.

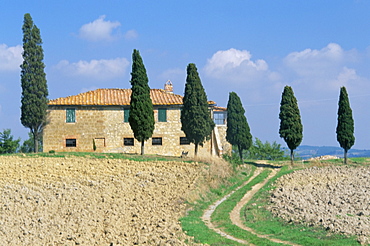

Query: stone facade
[43,88,231,157]
[43,105,229,157]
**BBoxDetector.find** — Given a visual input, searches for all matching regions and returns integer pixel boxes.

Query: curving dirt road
[201,167,262,245]
[202,166,301,246]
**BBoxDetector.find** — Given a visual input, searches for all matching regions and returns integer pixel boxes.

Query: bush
[223,152,243,170]
[0,129,20,154]
[244,138,290,161]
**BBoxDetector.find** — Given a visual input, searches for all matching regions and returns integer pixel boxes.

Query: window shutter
[66,108,75,123]
[158,108,167,122]
[124,109,130,122]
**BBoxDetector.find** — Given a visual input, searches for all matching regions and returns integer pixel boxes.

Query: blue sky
[1,1,370,149]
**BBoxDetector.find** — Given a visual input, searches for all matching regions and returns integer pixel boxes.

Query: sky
[1,0,370,150]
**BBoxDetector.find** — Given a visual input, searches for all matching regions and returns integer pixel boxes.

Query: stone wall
[216,125,232,156]
[43,106,215,157]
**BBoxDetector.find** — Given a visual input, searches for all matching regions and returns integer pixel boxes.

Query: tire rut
[202,166,301,246]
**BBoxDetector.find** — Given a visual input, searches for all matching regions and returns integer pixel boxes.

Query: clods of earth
[269,165,370,244]
[0,156,204,245]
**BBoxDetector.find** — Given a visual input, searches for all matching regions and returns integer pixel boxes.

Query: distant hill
[287,145,370,159]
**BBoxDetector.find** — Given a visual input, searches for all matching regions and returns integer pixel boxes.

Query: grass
[181,159,368,245]
[13,151,191,162]
[180,164,256,245]
[210,168,283,246]
[241,165,360,246]
[310,157,370,166]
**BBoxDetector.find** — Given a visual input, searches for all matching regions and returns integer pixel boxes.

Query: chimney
[164,80,173,93]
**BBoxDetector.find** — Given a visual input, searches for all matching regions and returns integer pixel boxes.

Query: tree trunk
[344,149,348,164]
[290,149,294,165]
[141,141,145,155]
[33,131,38,153]
[238,145,243,162]
[194,144,198,156]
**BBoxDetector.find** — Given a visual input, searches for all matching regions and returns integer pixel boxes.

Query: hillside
[294,145,370,159]
[0,155,214,245]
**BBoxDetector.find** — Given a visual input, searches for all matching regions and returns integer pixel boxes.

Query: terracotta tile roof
[49,88,216,106]
[213,106,227,111]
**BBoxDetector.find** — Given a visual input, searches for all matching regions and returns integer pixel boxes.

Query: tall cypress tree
[128,49,154,155]
[279,86,303,164]
[20,13,48,153]
[226,92,252,161]
[181,63,215,156]
[336,86,355,164]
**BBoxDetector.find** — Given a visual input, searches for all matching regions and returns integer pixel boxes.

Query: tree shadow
[245,161,282,169]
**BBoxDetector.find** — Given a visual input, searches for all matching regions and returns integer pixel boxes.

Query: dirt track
[0,156,205,245]
[202,166,300,246]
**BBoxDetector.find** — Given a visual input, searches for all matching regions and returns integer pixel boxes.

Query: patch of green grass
[242,166,360,246]
[320,157,370,166]
[180,164,256,245]
[181,208,245,245]
[211,169,282,246]
[14,151,190,162]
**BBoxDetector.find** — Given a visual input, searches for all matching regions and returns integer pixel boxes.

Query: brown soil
[0,156,206,245]
[269,165,370,244]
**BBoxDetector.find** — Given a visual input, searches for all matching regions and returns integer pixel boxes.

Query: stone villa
[43,81,230,157]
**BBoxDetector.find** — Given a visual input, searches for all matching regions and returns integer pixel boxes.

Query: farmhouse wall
[216,125,231,155]
[43,106,213,157]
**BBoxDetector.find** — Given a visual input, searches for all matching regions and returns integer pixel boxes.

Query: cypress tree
[336,86,355,164]
[181,63,215,156]
[20,13,48,153]
[226,92,252,161]
[128,49,154,155]
[279,86,303,164]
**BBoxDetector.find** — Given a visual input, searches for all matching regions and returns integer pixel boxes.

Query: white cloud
[335,67,358,86]
[287,43,343,62]
[79,15,121,41]
[284,43,349,77]
[55,57,129,81]
[204,48,269,83]
[283,43,362,93]
[0,44,23,72]
[124,29,138,40]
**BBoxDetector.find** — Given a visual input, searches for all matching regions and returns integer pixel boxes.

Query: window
[213,111,227,125]
[66,139,76,147]
[124,138,134,146]
[94,138,105,148]
[180,137,190,145]
[66,108,76,123]
[158,108,167,122]
[152,137,162,145]
[124,108,130,123]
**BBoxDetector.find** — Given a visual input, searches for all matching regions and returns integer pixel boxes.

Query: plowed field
[0,156,206,245]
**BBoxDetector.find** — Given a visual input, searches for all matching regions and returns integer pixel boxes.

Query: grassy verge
[210,168,283,246]
[180,164,256,245]
[13,151,190,162]
[242,166,360,246]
